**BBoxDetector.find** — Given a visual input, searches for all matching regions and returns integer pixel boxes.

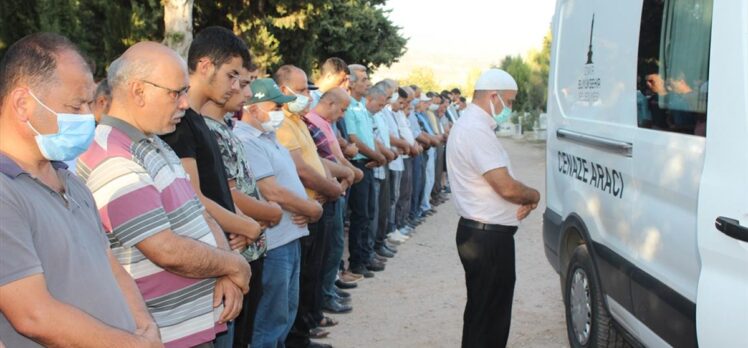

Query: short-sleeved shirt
[276,110,328,198]
[78,116,225,347]
[381,107,404,171]
[408,111,423,138]
[204,115,268,262]
[304,111,345,162]
[371,112,390,179]
[344,97,376,161]
[0,155,136,348]
[233,121,310,250]
[446,104,519,226]
[160,108,235,213]
[303,110,338,162]
[395,110,416,147]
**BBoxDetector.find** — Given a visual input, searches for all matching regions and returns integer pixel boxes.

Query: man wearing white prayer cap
[445,68,540,348]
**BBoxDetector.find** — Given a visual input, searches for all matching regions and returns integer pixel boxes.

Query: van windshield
[636,0,713,137]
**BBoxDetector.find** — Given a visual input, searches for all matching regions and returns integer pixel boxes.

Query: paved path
[324,138,568,347]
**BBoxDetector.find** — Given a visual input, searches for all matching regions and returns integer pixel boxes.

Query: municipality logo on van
[578,14,601,103]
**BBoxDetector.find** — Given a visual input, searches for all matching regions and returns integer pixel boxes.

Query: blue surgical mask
[27,91,95,161]
[489,94,512,124]
[284,85,310,114]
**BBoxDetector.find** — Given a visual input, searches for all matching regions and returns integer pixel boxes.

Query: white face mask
[268,110,286,130]
[428,103,439,112]
[389,92,398,104]
[284,85,310,114]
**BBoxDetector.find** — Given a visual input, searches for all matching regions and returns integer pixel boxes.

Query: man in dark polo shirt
[0,33,160,347]
[160,26,261,347]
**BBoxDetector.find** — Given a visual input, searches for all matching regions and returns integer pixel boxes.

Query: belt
[458,217,518,234]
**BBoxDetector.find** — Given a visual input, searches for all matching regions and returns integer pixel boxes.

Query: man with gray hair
[446,69,540,347]
[0,32,162,348]
[79,41,252,347]
[344,64,387,278]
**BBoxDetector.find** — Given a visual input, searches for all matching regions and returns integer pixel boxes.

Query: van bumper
[543,208,563,274]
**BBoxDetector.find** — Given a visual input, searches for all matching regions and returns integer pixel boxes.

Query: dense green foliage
[0,0,407,78]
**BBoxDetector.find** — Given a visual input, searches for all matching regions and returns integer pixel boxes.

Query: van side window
[636,0,713,137]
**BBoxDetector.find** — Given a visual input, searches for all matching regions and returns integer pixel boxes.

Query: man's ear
[8,88,35,122]
[130,80,146,107]
[196,57,214,77]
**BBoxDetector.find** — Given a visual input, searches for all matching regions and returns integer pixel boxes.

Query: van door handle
[556,128,633,157]
[715,216,748,243]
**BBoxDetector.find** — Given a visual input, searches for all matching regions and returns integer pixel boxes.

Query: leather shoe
[335,287,351,298]
[376,247,395,258]
[308,342,333,348]
[335,279,358,289]
[373,253,388,263]
[365,260,385,272]
[349,265,375,278]
[322,299,352,314]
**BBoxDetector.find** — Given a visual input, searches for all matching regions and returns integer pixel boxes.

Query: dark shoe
[365,260,385,272]
[308,342,333,348]
[335,279,358,289]
[373,253,388,263]
[384,243,398,253]
[309,327,330,339]
[350,265,375,278]
[322,299,352,314]
[376,247,395,258]
[335,288,351,298]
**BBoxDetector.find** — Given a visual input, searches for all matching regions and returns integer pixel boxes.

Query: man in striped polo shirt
[79,42,251,348]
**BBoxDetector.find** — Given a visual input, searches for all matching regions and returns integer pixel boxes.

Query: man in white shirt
[446,69,540,348]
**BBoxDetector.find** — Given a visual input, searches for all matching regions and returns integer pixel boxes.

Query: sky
[372,0,556,89]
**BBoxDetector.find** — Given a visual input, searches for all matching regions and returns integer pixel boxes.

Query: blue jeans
[213,321,234,348]
[420,148,436,212]
[348,161,374,269]
[321,199,344,302]
[251,239,301,348]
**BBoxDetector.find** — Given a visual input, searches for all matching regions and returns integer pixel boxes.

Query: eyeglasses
[141,80,190,100]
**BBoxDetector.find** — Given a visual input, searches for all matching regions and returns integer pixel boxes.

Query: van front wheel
[564,245,628,347]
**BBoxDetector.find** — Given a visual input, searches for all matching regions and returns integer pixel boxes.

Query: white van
[543,0,747,347]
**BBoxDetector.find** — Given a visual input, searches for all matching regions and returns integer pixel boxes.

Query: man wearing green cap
[200,68,285,347]
[233,78,324,348]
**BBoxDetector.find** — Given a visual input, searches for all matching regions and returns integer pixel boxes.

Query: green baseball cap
[249,78,297,105]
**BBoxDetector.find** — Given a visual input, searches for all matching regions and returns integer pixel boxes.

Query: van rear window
[636,0,713,137]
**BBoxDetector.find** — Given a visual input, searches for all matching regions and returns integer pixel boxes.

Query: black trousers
[375,169,391,250]
[287,218,327,348]
[456,221,517,348]
[232,257,264,348]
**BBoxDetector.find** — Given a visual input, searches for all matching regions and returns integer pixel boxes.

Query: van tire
[564,245,629,348]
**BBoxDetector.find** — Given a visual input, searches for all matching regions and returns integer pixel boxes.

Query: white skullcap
[474,68,518,91]
[418,94,431,102]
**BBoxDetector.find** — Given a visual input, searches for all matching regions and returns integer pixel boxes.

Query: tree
[0,0,407,78]
[163,0,194,58]
[400,67,439,93]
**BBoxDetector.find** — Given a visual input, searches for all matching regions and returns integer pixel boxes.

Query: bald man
[78,41,252,347]
[0,32,162,348]
[447,69,540,347]
[305,88,360,317]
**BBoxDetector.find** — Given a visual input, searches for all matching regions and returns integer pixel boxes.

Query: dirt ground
[322,138,568,348]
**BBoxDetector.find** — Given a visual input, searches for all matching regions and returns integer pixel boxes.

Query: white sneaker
[391,230,411,241]
[387,231,408,243]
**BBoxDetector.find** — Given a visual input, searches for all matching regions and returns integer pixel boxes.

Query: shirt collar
[465,103,497,130]
[99,115,148,142]
[235,120,266,137]
[0,152,67,178]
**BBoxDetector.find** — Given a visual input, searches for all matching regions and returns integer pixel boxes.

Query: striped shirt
[303,111,336,162]
[78,116,225,347]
